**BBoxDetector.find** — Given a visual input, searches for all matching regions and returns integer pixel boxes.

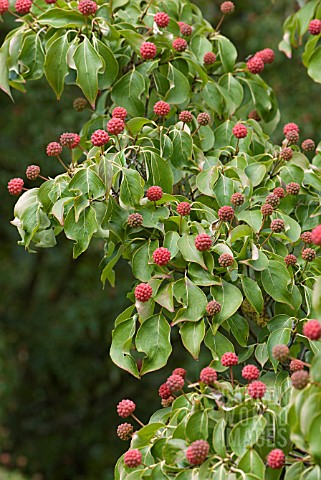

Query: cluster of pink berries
[247,48,275,74]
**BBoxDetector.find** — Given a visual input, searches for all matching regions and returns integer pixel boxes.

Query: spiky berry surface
[112,107,127,120]
[283,122,299,135]
[153,247,171,266]
[134,283,153,302]
[221,352,238,367]
[117,399,136,418]
[179,111,193,123]
[146,186,163,201]
[312,225,321,246]
[73,97,87,112]
[218,253,234,267]
[242,365,260,381]
[303,319,321,340]
[117,423,133,441]
[0,0,9,14]
[247,56,264,74]
[301,139,315,151]
[197,112,210,126]
[265,193,280,207]
[46,142,62,156]
[301,231,313,244]
[273,187,285,198]
[158,383,172,399]
[124,449,142,468]
[309,19,321,35]
[284,254,297,266]
[248,381,266,399]
[232,123,248,138]
[71,133,81,149]
[256,48,275,64]
[218,205,234,221]
[291,370,309,390]
[248,110,261,121]
[203,52,216,65]
[154,11,169,27]
[206,300,222,316]
[286,129,299,144]
[127,213,143,228]
[172,368,187,378]
[267,449,285,469]
[286,182,300,195]
[220,1,235,14]
[60,132,75,148]
[8,178,24,196]
[179,23,192,36]
[280,147,293,161]
[261,203,273,216]
[15,0,32,13]
[154,101,170,117]
[290,359,305,372]
[91,130,110,146]
[107,118,125,135]
[200,367,217,385]
[186,440,209,465]
[231,192,244,206]
[166,374,184,393]
[195,233,212,251]
[177,202,191,216]
[302,248,316,262]
[78,0,97,15]
[172,38,188,52]
[26,165,40,180]
[140,42,157,60]
[271,219,285,233]
[161,396,174,407]
[272,344,289,362]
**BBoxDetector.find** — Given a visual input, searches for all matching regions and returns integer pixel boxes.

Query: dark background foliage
[0,0,320,478]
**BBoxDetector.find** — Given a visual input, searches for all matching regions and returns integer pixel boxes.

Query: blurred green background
[1,0,320,478]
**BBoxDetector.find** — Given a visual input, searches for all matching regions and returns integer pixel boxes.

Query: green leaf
[238,210,263,233]
[132,242,155,282]
[180,320,205,359]
[19,33,45,80]
[69,168,105,199]
[210,280,243,326]
[101,247,123,287]
[126,117,153,136]
[73,37,103,108]
[261,260,293,308]
[38,8,86,27]
[229,415,267,457]
[0,42,12,98]
[177,235,207,270]
[142,150,174,193]
[44,33,69,99]
[110,318,140,377]
[165,64,190,104]
[196,167,219,196]
[204,330,234,368]
[172,277,208,325]
[94,38,119,89]
[213,175,234,206]
[154,283,175,312]
[170,130,193,169]
[213,418,227,458]
[313,277,321,320]
[119,169,144,207]
[255,343,269,368]
[238,449,266,479]
[186,411,208,441]
[111,70,145,117]
[241,275,264,314]
[136,314,172,375]
[64,206,98,258]
[215,34,238,73]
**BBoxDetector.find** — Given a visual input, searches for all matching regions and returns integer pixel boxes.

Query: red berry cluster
[265,193,280,207]
[220,1,235,14]
[286,182,300,195]
[291,370,309,390]
[15,0,32,14]
[0,0,9,14]
[78,0,97,15]
[218,253,234,267]
[172,38,188,52]
[26,165,40,180]
[140,42,157,60]
[232,123,248,138]
[112,107,127,120]
[154,11,169,28]
[261,203,273,216]
[195,233,212,251]
[284,254,297,266]
[303,319,321,340]
[309,19,321,35]
[146,186,163,201]
[186,440,209,465]
[176,202,191,216]
[166,374,184,392]
[271,219,285,233]
[203,52,216,65]
[280,147,293,161]
[206,300,221,316]
[179,22,192,36]
[60,132,80,148]
[221,352,238,367]
[179,111,193,124]
[242,365,260,381]
[247,56,264,74]
[301,138,315,151]
[272,344,289,362]
[200,367,217,385]
[218,205,234,221]
[273,187,285,198]
[91,130,110,146]
[256,48,275,64]
[117,423,133,441]
[124,449,142,468]
[46,142,62,157]
[134,283,153,302]
[153,101,170,117]
[197,112,210,126]
[127,213,143,228]
[302,248,316,262]
[152,247,171,266]
[286,129,299,144]
[301,231,313,244]
[8,178,24,196]
[117,399,136,418]
[107,118,125,135]
[248,381,266,399]
[312,225,321,245]
[283,122,299,135]
[267,449,285,469]
[231,192,244,206]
